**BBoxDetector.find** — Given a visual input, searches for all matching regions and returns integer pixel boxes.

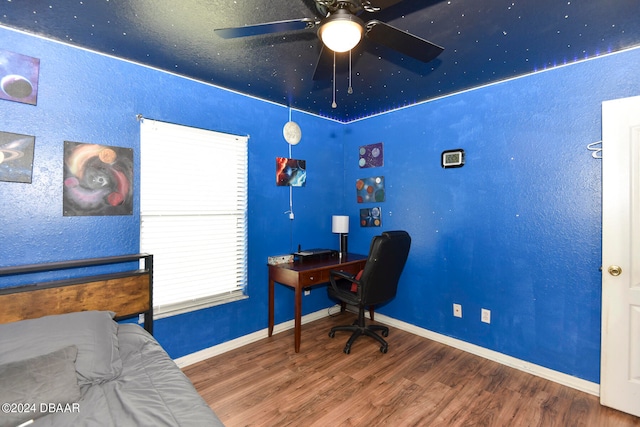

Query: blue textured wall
[0,26,344,358]
[343,48,640,383]
[2,24,640,383]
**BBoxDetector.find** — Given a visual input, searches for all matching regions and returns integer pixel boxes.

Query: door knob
[608,265,622,276]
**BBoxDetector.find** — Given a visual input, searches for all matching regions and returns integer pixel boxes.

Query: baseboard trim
[173,308,330,368]
[174,307,600,396]
[374,313,600,396]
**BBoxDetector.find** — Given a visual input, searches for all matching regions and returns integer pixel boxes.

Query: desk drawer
[299,270,328,286]
[296,260,366,286]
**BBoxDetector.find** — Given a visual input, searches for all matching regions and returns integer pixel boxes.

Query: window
[140,119,248,318]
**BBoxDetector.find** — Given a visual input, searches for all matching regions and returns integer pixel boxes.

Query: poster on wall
[0,49,40,105]
[0,131,35,183]
[356,176,385,203]
[63,141,133,216]
[276,157,306,187]
[360,207,382,227]
[359,142,383,168]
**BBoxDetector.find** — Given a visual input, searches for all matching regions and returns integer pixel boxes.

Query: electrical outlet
[481,308,491,324]
[453,303,462,318]
[304,289,310,296]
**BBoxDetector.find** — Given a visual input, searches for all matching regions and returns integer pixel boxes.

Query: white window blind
[140,119,248,318]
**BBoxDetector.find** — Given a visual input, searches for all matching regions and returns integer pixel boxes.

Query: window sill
[153,289,247,320]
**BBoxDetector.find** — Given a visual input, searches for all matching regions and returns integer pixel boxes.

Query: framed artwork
[359,142,383,168]
[63,141,133,216]
[360,207,382,227]
[0,131,35,183]
[276,157,306,187]
[0,49,40,105]
[356,176,385,203]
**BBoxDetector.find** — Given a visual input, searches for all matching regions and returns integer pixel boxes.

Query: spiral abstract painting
[63,141,133,216]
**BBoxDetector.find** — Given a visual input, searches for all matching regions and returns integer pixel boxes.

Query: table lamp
[332,215,349,258]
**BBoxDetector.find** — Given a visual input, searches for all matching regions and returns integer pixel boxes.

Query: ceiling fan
[214,0,444,82]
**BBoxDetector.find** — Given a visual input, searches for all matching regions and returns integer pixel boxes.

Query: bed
[0,254,223,427]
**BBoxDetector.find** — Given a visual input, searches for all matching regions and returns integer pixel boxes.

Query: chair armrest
[329,269,360,295]
[330,270,355,281]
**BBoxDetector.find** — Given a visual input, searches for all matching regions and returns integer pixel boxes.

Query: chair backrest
[359,231,411,306]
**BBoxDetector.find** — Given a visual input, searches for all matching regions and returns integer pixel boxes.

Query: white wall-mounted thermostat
[441,149,465,168]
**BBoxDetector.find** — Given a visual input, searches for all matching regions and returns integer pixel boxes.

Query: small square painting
[0,49,40,105]
[359,142,383,168]
[356,176,385,203]
[360,207,382,227]
[0,131,35,183]
[276,157,306,187]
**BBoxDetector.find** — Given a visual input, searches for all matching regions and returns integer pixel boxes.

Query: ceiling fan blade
[365,20,444,63]
[214,18,318,39]
[312,45,331,81]
[312,45,351,81]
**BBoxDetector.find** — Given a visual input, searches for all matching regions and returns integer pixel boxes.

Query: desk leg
[294,286,302,353]
[268,278,274,337]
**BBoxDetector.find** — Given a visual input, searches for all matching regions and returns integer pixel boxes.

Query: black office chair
[327,230,411,354]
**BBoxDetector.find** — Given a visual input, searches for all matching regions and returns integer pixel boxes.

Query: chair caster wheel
[380,345,388,353]
[343,345,351,354]
[382,330,389,337]
[329,331,335,338]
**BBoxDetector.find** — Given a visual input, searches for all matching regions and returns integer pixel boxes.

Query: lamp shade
[332,215,349,234]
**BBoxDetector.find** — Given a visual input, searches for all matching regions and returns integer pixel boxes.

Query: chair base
[339,302,375,320]
[329,317,389,354]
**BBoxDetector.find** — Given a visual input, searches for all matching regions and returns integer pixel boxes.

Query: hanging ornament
[283,121,302,145]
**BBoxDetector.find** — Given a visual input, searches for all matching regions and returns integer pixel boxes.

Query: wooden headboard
[0,254,154,334]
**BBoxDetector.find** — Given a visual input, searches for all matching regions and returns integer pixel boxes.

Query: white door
[601,95,640,416]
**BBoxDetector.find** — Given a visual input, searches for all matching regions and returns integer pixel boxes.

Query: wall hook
[587,141,602,159]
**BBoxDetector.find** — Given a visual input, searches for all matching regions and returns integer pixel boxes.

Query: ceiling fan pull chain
[348,49,353,95]
[332,50,337,108]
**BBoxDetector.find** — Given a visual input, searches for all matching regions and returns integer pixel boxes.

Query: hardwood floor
[183,313,640,426]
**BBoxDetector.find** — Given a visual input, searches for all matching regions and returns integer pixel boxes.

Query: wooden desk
[268,253,367,352]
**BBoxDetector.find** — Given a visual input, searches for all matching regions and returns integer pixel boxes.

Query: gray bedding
[35,324,222,427]
[0,312,223,427]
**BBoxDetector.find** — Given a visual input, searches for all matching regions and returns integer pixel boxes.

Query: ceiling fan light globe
[319,14,363,53]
